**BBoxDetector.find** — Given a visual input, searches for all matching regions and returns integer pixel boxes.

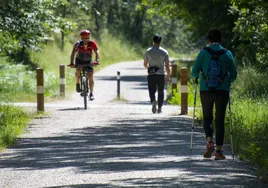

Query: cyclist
[68,29,100,100]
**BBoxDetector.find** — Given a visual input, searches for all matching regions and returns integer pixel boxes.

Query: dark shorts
[75,58,93,72]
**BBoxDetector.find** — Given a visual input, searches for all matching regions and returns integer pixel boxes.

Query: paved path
[0,61,265,188]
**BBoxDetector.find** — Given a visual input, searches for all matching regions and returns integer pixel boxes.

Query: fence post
[117,71,120,99]
[36,68,44,112]
[171,63,177,92]
[59,64,65,97]
[180,67,188,115]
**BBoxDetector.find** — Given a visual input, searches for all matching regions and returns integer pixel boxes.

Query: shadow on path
[0,114,263,187]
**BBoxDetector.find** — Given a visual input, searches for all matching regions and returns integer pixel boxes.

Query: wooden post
[36,68,44,112]
[171,64,177,92]
[117,71,120,99]
[59,64,65,97]
[180,67,188,115]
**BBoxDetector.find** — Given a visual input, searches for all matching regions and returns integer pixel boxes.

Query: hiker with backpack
[68,29,100,101]
[191,28,237,160]
[144,34,170,114]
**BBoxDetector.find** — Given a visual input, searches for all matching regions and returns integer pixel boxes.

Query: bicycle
[68,61,99,110]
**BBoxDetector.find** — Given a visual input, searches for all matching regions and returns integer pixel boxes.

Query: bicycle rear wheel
[82,77,87,109]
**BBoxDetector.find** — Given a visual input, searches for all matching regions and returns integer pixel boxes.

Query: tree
[0,0,75,64]
[142,0,237,49]
[230,0,268,71]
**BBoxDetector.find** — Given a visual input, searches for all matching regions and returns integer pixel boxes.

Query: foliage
[99,0,195,53]
[0,0,76,64]
[144,0,268,71]
[233,67,268,98]
[0,31,141,102]
[230,0,268,71]
[0,64,36,101]
[142,0,237,49]
[231,97,268,172]
[0,0,196,65]
[0,105,32,149]
[168,83,199,108]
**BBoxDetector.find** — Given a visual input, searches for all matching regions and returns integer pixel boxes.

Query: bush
[0,64,36,102]
[231,97,268,171]
[0,105,32,149]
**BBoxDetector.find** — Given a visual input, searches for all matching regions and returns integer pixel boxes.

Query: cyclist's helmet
[153,34,162,44]
[80,30,91,37]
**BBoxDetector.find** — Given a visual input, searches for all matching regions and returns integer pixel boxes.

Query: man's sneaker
[157,106,162,114]
[203,141,215,158]
[76,84,81,92]
[89,93,94,101]
[152,101,157,114]
[215,150,226,160]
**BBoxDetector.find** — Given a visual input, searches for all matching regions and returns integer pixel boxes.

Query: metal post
[171,64,177,92]
[117,71,120,99]
[180,67,188,115]
[36,68,44,112]
[59,64,65,97]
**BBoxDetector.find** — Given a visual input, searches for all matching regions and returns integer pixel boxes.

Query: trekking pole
[190,79,198,152]
[228,92,234,159]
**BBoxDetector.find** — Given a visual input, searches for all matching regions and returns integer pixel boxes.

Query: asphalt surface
[0,60,266,188]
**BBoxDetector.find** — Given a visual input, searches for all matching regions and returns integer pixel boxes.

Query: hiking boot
[76,84,81,92]
[152,101,157,114]
[203,141,215,158]
[157,106,162,114]
[215,150,226,160]
[89,93,94,101]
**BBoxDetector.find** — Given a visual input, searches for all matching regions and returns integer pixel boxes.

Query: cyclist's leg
[75,68,81,84]
[75,59,82,92]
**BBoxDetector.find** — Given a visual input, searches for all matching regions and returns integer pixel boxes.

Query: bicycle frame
[77,65,90,110]
[68,62,98,109]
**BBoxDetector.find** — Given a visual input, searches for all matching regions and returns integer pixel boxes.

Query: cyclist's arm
[94,49,100,62]
[70,43,78,65]
[91,41,99,62]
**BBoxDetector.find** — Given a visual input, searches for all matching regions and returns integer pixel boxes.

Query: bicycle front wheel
[82,77,87,109]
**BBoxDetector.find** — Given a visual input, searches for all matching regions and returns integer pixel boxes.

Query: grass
[0,32,143,103]
[231,97,268,173]
[167,59,201,107]
[0,105,33,150]
[0,64,36,102]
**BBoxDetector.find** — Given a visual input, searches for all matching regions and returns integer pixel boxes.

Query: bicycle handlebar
[67,61,99,68]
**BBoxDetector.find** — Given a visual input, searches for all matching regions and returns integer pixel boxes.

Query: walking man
[192,28,237,160]
[144,34,170,113]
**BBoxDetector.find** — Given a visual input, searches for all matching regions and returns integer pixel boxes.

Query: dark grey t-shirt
[144,46,169,75]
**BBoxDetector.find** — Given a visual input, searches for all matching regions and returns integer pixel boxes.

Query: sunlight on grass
[0,32,144,102]
[0,105,33,150]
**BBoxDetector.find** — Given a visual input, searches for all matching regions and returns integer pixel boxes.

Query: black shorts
[75,58,93,72]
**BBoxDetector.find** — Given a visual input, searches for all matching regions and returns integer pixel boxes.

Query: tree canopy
[0,0,267,71]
